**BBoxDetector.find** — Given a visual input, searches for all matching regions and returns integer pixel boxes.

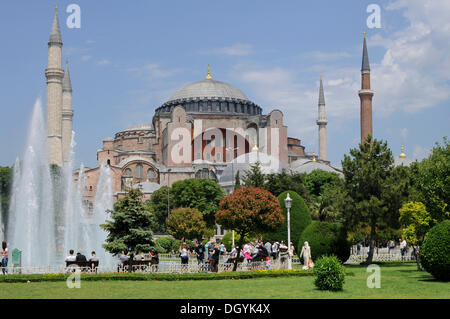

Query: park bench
[65,260,99,273]
[118,258,159,272]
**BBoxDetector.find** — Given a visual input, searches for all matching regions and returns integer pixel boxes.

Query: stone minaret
[46,8,64,166]
[359,32,374,144]
[62,60,74,163]
[316,74,328,161]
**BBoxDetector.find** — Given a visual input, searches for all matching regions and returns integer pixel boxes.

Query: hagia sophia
[43,10,411,213]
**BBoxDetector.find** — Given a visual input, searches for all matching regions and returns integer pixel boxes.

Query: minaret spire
[62,59,74,163]
[359,32,374,144]
[46,8,64,166]
[317,74,328,161]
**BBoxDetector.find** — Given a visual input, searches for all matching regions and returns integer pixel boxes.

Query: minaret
[62,59,74,163]
[46,7,64,166]
[359,32,374,144]
[316,74,328,161]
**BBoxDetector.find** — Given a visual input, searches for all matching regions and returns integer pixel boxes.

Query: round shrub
[263,191,311,253]
[154,237,180,253]
[420,220,450,281]
[299,221,350,263]
[314,256,345,291]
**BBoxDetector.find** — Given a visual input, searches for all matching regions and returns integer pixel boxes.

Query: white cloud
[412,145,431,161]
[369,0,450,114]
[97,59,110,66]
[205,43,253,56]
[81,55,91,62]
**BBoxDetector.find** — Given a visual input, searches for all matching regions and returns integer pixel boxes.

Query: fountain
[7,98,116,270]
[7,98,56,267]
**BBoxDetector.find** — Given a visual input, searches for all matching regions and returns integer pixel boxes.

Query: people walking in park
[264,241,272,258]
[289,242,295,262]
[179,242,189,272]
[65,249,76,262]
[278,241,289,267]
[357,242,361,255]
[243,243,252,263]
[210,243,220,272]
[1,241,8,275]
[194,241,205,271]
[388,240,395,254]
[400,238,407,260]
[299,241,311,270]
[272,240,279,260]
[219,241,225,255]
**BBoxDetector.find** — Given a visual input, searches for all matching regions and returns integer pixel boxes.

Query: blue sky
[0,0,449,168]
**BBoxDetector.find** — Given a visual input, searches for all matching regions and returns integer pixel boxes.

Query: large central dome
[168,79,248,102]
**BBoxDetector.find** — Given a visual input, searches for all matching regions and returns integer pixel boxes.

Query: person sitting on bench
[89,251,99,262]
[76,252,87,262]
[65,250,76,262]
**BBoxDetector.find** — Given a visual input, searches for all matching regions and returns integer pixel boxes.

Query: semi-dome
[168,80,249,102]
[291,159,342,176]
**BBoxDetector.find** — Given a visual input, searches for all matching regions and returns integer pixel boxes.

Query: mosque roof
[49,8,62,45]
[290,159,343,176]
[362,33,370,71]
[168,79,249,102]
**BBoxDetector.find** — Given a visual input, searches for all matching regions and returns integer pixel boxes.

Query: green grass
[0,263,448,299]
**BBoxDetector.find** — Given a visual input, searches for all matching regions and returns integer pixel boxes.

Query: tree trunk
[128,253,134,273]
[233,233,245,272]
[364,224,376,265]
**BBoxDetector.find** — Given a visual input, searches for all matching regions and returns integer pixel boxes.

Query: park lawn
[0,263,448,299]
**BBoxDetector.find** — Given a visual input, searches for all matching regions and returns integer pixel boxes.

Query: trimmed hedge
[298,221,350,263]
[263,191,311,252]
[314,256,346,291]
[0,269,315,283]
[420,220,450,281]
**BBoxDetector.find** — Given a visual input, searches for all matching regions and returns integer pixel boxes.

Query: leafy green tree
[166,207,209,241]
[342,136,395,265]
[215,187,284,271]
[399,201,434,271]
[264,170,309,199]
[413,137,449,223]
[150,186,172,233]
[0,166,12,228]
[102,188,155,271]
[242,162,265,188]
[170,179,225,228]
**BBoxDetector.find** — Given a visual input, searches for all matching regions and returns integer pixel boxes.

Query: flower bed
[0,269,318,283]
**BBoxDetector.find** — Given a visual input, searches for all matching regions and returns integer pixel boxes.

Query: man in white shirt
[400,239,407,260]
[65,249,76,262]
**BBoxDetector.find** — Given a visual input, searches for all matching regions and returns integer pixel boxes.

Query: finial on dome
[312,152,316,162]
[399,145,407,158]
[205,64,213,80]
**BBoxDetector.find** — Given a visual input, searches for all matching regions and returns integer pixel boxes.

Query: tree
[341,136,394,265]
[166,207,209,241]
[399,201,434,271]
[234,171,241,190]
[263,191,311,253]
[0,166,12,230]
[304,170,346,222]
[215,187,284,271]
[264,170,309,199]
[150,186,173,233]
[413,137,450,223]
[242,162,265,188]
[101,188,155,272]
[170,179,225,227]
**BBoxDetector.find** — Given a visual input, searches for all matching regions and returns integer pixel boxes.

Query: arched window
[147,168,155,180]
[124,168,132,177]
[136,164,143,179]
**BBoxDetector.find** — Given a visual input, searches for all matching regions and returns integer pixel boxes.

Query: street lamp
[226,146,239,247]
[285,193,292,270]
[167,168,172,217]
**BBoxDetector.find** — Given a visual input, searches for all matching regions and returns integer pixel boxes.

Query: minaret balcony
[316,119,328,125]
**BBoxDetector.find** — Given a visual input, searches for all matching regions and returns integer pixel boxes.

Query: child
[265,256,270,270]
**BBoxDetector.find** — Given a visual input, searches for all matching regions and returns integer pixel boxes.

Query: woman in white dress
[299,241,311,269]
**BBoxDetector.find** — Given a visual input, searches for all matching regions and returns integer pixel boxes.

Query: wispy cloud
[97,59,111,66]
[203,43,253,56]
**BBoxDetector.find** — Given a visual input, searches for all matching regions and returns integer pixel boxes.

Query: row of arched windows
[124,164,156,180]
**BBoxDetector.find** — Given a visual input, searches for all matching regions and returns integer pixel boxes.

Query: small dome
[168,80,248,102]
[292,160,342,175]
[218,152,286,184]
